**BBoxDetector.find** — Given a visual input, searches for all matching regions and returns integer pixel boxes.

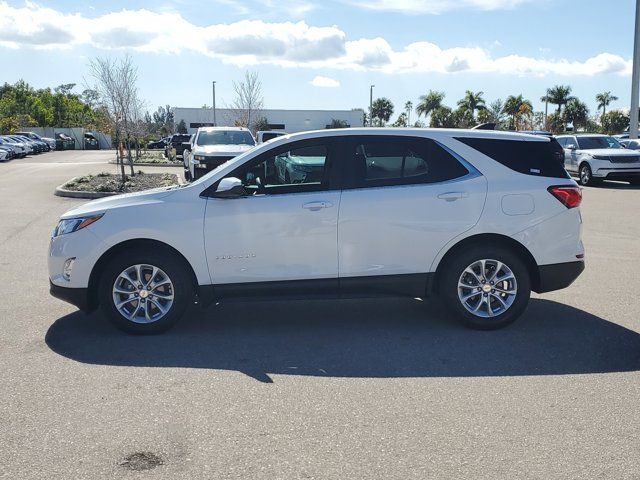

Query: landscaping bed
[56,172,180,199]
[108,151,182,166]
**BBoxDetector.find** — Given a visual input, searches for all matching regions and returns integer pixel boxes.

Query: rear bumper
[49,281,94,312]
[535,260,585,293]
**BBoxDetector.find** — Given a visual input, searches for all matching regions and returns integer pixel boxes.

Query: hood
[194,144,255,156]
[61,185,182,219]
[581,148,639,157]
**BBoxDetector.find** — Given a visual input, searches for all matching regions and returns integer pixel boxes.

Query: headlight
[194,155,206,161]
[591,155,610,161]
[53,214,103,237]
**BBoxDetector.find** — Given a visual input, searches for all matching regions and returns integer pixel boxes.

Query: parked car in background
[49,128,584,334]
[556,133,640,186]
[186,127,256,180]
[165,134,192,158]
[0,146,11,161]
[15,135,48,153]
[15,131,55,150]
[619,139,640,150]
[0,137,27,157]
[4,135,33,155]
[84,132,100,150]
[147,137,169,150]
[257,130,288,143]
[56,133,75,150]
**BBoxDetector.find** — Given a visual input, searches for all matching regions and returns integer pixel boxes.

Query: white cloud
[0,2,631,77]
[310,75,340,87]
[347,0,535,14]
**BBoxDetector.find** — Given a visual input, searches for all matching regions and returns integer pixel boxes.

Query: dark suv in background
[165,134,192,158]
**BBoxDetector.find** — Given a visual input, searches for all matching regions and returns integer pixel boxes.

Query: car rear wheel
[99,248,193,334]
[440,246,531,330]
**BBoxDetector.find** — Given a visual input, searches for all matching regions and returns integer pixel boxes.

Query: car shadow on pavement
[45,298,640,383]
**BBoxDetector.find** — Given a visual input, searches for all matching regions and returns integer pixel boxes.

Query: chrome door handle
[437,192,468,201]
[303,201,333,210]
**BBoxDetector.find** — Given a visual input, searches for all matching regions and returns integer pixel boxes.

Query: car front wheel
[99,248,192,334]
[440,246,531,330]
[578,164,600,186]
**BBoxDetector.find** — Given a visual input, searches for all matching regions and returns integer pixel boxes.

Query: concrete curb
[107,160,183,167]
[55,173,183,199]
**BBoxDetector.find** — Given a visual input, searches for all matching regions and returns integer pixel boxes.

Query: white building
[173,107,364,134]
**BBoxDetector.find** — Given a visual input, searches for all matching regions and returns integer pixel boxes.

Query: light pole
[369,84,375,127]
[212,81,217,126]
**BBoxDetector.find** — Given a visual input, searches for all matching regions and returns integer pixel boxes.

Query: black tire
[629,178,640,186]
[440,245,531,330]
[193,168,204,181]
[578,163,600,186]
[184,168,192,182]
[98,248,193,334]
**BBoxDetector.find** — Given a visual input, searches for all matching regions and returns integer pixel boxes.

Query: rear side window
[455,137,569,178]
[346,137,469,188]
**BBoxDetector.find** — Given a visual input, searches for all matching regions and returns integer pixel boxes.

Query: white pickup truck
[184,127,256,181]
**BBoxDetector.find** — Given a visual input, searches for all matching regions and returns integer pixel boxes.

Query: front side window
[346,137,469,188]
[227,140,332,195]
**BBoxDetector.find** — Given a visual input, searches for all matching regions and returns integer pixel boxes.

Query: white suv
[49,129,585,333]
[185,127,256,181]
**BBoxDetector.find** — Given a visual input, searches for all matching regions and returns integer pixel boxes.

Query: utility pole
[212,81,217,126]
[631,0,640,139]
[369,85,375,127]
[544,98,549,129]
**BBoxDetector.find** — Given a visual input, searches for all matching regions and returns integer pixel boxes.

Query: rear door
[337,135,487,295]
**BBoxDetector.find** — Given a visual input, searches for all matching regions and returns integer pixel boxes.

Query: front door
[203,138,341,288]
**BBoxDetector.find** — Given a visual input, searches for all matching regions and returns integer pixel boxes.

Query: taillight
[548,185,582,209]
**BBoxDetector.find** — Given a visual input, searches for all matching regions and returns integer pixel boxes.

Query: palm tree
[457,90,486,120]
[371,97,394,126]
[416,91,445,121]
[405,101,413,126]
[564,99,589,132]
[595,91,618,118]
[546,85,574,116]
[502,95,533,130]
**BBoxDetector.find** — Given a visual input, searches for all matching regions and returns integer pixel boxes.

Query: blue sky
[0,0,635,120]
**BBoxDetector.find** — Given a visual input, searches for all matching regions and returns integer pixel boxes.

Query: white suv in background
[185,127,256,181]
[556,134,640,186]
[49,129,584,334]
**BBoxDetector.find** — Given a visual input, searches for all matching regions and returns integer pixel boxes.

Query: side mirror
[566,144,577,150]
[213,177,246,198]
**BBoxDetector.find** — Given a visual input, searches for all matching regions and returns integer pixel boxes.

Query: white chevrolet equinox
[49,129,585,333]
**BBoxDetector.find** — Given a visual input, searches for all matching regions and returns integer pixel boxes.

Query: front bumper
[535,260,585,293]
[50,281,94,312]
[593,165,640,179]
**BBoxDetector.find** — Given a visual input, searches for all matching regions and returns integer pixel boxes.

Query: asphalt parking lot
[1,150,640,479]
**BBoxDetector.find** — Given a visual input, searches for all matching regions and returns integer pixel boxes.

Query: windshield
[577,136,622,150]
[196,130,255,146]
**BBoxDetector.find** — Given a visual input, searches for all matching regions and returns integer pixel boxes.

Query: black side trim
[340,273,432,298]
[535,261,585,294]
[200,273,433,302]
[49,281,94,312]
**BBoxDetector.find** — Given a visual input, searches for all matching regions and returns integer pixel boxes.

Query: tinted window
[261,132,283,142]
[197,130,255,146]
[576,136,622,149]
[456,137,569,178]
[347,137,469,188]
[556,137,567,147]
[228,140,331,195]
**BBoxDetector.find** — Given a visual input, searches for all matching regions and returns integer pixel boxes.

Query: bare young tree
[87,55,144,181]
[230,71,264,131]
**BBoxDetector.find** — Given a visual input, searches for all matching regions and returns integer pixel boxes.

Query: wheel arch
[87,238,199,311]
[432,233,540,294]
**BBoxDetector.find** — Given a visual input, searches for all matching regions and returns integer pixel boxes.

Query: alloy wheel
[112,264,174,323]
[457,259,518,318]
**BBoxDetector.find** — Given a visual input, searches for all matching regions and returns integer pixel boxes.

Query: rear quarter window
[455,137,569,179]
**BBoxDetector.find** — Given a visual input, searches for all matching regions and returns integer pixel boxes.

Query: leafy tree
[329,118,349,128]
[416,90,445,121]
[392,112,408,127]
[176,119,188,134]
[600,110,629,135]
[371,97,394,126]
[452,107,474,129]
[564,99,589,132]
[595,91,618,119]
[456,90,486,121]
[429,106,455,128]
